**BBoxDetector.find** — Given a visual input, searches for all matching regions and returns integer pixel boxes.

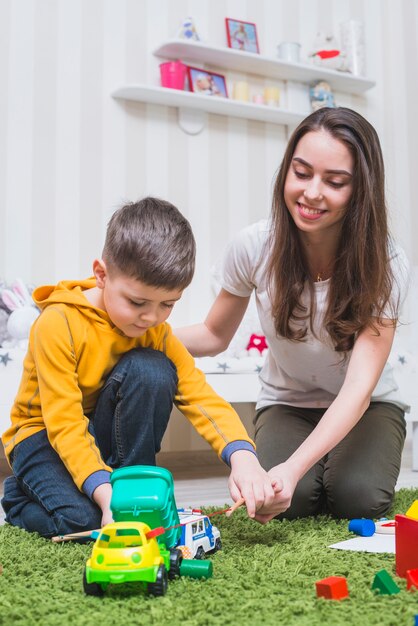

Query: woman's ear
[92,259,107,289]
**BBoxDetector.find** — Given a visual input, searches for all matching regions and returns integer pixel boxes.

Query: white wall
[1,0,417,327]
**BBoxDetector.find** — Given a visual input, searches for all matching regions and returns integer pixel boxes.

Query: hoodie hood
[33,278,111,324]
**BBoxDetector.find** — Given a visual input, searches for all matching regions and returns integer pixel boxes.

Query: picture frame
[225,18,259,54]
[187,66,228,98]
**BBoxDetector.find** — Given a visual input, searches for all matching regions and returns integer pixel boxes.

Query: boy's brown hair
[103,197,196,290]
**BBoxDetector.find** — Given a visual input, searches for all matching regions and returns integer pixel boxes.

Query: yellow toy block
[406,501,418,520]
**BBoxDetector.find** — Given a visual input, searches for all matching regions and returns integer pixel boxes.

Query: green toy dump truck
[83,465,215,596]
[110,465,221,559]
[110,465,182,550]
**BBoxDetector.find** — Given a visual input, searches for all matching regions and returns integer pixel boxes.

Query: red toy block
[315,576,349,600]
[406,568,418,591]
[395,514,418,577]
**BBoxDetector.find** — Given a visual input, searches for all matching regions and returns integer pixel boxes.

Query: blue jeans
[2,348,177,537]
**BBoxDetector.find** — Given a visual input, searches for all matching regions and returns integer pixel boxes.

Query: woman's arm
[175,288,250,357]
[255,320,396,522]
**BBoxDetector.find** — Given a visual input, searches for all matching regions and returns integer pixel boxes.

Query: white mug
[277,41,301,63]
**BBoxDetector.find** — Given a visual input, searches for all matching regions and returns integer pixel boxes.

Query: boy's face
[93,261,183,337]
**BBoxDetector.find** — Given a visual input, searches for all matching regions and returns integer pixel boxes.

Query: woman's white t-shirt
[220,220,410,412]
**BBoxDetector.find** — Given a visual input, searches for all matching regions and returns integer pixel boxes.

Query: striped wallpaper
[1,0,417,327]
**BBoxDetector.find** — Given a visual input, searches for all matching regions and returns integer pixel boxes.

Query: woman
[176,107,410,522]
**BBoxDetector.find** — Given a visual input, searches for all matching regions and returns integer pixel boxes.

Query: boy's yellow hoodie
[2,279,254,495]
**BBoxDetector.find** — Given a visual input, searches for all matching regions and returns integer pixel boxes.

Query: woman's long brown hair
[266,107,397,353]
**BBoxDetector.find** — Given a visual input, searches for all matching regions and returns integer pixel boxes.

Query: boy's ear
[92,259,108,288]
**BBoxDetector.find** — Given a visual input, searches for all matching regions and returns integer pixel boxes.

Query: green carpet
[1,489,418,626]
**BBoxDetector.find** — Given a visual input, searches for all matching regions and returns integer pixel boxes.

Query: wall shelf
[112,39,375,135]
[153,39,376,95]
[112,84,305,129]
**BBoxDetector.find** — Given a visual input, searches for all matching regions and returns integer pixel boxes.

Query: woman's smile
[297,202,327,220]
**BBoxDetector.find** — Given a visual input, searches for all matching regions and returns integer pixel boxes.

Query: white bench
[206,372,261,404]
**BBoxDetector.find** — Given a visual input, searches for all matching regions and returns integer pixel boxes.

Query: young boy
[1,197,275,537]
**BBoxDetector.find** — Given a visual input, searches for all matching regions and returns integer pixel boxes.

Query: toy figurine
[310,80,336,112]
[176,17,200,41]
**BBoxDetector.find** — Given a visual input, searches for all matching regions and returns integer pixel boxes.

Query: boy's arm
[165,325,255,459]
[161,325,276,516]
[33,308,112,498]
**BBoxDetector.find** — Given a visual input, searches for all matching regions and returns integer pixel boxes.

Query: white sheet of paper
[329,534,395,554]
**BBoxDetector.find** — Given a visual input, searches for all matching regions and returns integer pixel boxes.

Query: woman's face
[284,129,354,240]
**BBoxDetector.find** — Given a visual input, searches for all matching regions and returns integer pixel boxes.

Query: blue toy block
[348,518,375,537]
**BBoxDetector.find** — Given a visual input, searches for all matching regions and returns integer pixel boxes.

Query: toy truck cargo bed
[110,465,181,549]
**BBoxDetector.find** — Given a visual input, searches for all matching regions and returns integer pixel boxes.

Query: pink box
[159,61,187,90]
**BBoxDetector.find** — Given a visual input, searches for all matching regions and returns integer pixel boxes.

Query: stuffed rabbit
[1,279,40,346]
[0,308,9,346]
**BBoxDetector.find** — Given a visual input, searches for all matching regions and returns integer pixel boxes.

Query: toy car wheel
[195,546,205,560]
[148,565,168,596]
[83,569,104,596]
[208,538,222,554]
[168,548,183,579]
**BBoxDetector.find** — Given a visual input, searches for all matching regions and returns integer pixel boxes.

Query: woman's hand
[252,462,298,524]
[228,450,277,518]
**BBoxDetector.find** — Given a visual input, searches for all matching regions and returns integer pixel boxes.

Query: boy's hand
[228,450,277,519]
[101,508,114,527]
[92,482,114,527]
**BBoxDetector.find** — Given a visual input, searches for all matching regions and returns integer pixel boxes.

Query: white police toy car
[177,508,222,559]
